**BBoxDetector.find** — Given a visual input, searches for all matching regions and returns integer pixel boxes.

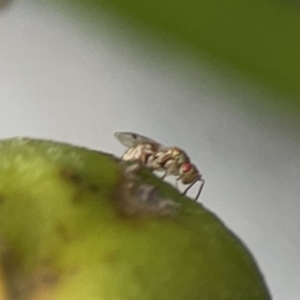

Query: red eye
[182,163,192,173]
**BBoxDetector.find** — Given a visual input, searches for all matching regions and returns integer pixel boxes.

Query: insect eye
[132,134,137,139]
[181,163,192,173]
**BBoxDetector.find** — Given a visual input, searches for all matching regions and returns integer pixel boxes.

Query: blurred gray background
[1,2,299,299]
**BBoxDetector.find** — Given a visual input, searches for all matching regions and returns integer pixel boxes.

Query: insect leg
[161,171,169,180]
[175,177,180,188]
[160,158,177,180]
[182,178,205,201]
[194,179,205,202]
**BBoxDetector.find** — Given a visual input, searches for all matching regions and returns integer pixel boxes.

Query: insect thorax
[121,144,158,166]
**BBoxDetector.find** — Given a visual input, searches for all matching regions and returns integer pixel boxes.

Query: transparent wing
[114,132,164,149]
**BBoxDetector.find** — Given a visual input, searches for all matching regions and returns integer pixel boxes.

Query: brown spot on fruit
[60,169,82,185]
[27,267,60,300]
[55,224,72,243]
[89,184,101,193]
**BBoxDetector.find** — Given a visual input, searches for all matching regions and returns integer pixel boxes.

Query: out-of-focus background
[0,1,299,299]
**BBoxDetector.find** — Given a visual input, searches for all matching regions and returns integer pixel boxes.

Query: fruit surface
[0,138,271,299]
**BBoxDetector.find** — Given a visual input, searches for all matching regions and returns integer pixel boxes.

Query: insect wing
[114,132,164,149]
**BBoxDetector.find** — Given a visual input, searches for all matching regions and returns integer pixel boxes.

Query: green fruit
[0,138,270,299]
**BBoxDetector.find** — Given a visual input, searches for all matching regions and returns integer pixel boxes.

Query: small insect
[114,132,205,201]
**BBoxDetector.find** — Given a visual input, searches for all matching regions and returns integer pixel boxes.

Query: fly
[114,132,205,201]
